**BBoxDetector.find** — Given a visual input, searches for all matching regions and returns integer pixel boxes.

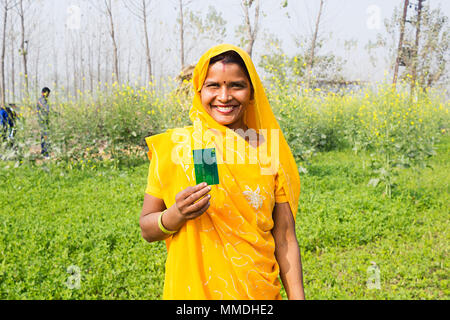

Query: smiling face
[200,61,253,130]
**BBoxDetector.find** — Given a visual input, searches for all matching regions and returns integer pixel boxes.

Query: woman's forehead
[206,61,250,80]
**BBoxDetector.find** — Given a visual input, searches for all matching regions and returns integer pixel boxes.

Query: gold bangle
[158,210,177,235]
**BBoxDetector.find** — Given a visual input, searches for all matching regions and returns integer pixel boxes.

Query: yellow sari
[145,44,300,300]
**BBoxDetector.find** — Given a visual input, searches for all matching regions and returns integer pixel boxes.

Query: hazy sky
[34,0,450,84]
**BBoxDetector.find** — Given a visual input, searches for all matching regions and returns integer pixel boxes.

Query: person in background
[0,106,8,141]
[36,87,51,158]
[0,104,17,142]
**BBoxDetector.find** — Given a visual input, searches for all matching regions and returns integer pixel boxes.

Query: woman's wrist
[287,288,305,300]
[160,205,186,232]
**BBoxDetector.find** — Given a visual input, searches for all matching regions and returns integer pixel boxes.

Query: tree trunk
[127,47,131,84]
[179,0,185,69]
[393,0,409,87]
[104,42,109,87]
[410,0,424,91]
[97,23,101,87]
[35,41,40,96]
[242,0,260,58]
[88,35,93,93]
[142,0,152,83]
[65,45,70,97]
[53,45,58,90]
[10,19,15,102]
[79,32,84,93]
[18,0,28,98]
[72,35,77,97]
[1,3,8,108]
[105,0,120,85]
[307,0,324,88]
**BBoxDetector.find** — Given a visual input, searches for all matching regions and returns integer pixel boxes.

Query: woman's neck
[226,119,247,131]
[226,122,264,148]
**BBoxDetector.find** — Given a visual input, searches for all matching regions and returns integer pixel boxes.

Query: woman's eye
[206,83,219,88]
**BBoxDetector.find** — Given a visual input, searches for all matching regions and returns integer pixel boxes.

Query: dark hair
[42,87,51,94]
[209,50,251,83]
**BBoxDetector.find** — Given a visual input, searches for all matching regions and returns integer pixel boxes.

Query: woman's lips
[212,105,239,114]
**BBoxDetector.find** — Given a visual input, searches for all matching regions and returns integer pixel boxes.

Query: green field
[1,135,448,300]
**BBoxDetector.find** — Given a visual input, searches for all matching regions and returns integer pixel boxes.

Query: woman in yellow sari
[140,44,304,300]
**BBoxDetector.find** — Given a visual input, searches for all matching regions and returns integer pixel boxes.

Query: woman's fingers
[176,183,212,217]
[187,193,211,213]
[185,197,211,220]
[182,184,211,207]
[177,183,206,201]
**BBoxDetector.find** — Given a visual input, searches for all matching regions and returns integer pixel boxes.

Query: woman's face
[200,61,252,130]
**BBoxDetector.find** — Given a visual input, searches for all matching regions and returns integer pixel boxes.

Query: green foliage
[0,0,448,301]
[296,139,449,299]
[267,78,448,195]
[0,80,192,166]
[0,162,166,299]
[1,73,448,198]
[0,136,448,299]
[0,46,448,299]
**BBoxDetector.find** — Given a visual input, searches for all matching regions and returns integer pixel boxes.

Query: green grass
[296,135,449,299]
[0,136,448,300]
[0,162,165,299]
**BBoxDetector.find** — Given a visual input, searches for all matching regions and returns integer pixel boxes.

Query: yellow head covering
[189,43,300,218]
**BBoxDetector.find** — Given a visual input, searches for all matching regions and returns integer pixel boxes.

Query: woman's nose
[218,86,230,102]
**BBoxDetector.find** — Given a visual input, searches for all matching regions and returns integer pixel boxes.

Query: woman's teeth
[216,106,235,113]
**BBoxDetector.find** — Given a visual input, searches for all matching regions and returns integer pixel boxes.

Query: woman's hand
[140,183,212,243]
[174,182,211,221]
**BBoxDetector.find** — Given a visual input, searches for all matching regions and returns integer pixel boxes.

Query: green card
[193,148,219,186]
